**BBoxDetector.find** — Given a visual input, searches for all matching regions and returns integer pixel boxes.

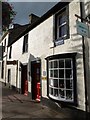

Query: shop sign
[76,20,89,37]
[7,60,17,65]
[42,76,47,80]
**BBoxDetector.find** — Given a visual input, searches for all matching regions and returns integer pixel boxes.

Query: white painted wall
[7,36,29,64]
[27,1,85,110]
[5,1,90,111]
[28,16,54,98]
[7,35,29,90]
[0,33,9,83]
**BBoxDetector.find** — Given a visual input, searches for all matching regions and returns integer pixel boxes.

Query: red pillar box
[24,80,28,96]
[36,82,41,102]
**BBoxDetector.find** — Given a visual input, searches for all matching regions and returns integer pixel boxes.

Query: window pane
[49,61,53,68]
[59,25,67,37]
[51,62,53,68]
[23,34,28,53]
[59,69,64,78]
[49,62,51,68]
[25,43,28,52]
[9,46,12,59]
[51,88,53,95]
[54,70,58,78]
[59,79,64,88]
[65,69,72,78]
[53,79,58,87]
[59,60,64,68]
[50,79,53,86]
[66,80,72,89]
[59,14,67,25]
[59,89,65,98]
[66,90,72,100]
[65,59,71,68]
[54,61,58,68]
[54,89,58,97]
[50,70,53,77]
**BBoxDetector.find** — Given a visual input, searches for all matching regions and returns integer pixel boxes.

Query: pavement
[1,82,90,119]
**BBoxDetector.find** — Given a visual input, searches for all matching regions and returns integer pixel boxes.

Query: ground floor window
[46,53,76,103]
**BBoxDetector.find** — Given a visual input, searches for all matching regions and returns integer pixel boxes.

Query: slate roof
[8,24,30,46]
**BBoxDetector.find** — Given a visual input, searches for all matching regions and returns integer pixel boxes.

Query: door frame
[21,63,28,94]
[31,59,41,100]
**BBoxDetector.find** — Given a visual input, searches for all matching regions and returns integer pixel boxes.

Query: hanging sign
[76,20,89,37]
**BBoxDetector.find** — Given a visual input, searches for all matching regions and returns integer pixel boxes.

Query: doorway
[7,69,11,88]
[21,64,28,94]
[31,60,41,100]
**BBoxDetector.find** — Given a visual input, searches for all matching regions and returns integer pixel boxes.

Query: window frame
[49,58,74,102]
[46,53,77,105]
[9,46,12,59]
[3,39,6,52]
[57,10,67,39]
[22,33,28,53]
[54,6,69,45]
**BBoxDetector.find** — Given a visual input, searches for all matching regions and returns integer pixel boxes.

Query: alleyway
[1,82,90,119]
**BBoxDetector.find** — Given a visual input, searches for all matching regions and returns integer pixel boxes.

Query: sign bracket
[75,14,90,24]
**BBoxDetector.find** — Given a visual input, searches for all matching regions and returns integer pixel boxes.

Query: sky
[1,0,58,38]
[8,2,57,25]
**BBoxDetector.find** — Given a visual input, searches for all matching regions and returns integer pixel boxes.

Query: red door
[31,61,41,101]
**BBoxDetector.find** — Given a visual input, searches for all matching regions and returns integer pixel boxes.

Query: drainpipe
[80,1,88,116]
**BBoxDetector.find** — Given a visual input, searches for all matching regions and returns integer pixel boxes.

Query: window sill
[49,94,74,103]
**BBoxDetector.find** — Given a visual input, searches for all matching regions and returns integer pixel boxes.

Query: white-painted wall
[27,2,85,110]
[7,36,29,64]
[0,33,9,83]
[5,1,90,111]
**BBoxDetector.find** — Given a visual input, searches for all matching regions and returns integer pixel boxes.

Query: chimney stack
[29,14,40,24]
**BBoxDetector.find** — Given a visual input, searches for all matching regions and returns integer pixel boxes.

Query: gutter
[8,2,69,47]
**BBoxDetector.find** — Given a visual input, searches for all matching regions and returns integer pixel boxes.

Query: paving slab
[1,82,90,119]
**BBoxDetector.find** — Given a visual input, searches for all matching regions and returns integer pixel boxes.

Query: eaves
[8,2,70,47]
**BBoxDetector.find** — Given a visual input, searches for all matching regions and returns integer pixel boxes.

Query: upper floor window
[9,46,12,59]
[3,39,6,52]
[55,7,69,45]
[22,34,28,53]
